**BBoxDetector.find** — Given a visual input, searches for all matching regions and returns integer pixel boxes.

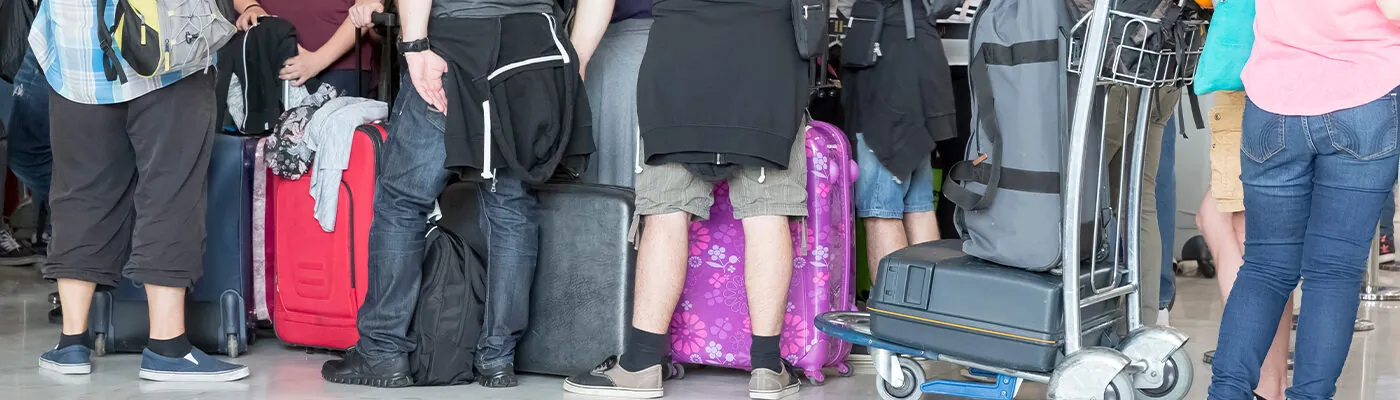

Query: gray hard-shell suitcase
[867,239,1122,373]
[942,0,1110,272]
[439,182,636,377]
[516,183,636,376]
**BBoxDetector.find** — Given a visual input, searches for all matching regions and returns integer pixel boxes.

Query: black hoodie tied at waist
[430,13,595,185]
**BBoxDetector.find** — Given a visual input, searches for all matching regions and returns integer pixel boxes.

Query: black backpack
[407,210,488,386]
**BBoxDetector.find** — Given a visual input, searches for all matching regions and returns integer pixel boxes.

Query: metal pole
[1361,226,1400,301]
[1062,0,1116,356]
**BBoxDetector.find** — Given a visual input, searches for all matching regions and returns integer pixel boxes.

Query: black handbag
[842,0,885,68]
[792,0,828,60]
[0,0,38,83]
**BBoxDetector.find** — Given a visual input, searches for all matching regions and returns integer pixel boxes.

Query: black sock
[148,334,193,358]
[750,334,782,372]
[620,327,667,372]
[58,332,89,349]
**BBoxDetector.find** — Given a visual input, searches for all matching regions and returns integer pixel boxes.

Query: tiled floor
[1,264,1396,400]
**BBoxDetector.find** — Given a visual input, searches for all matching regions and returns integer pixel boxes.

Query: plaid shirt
[28,0,201,105]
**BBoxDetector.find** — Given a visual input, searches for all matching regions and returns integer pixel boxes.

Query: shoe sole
[749,385,800,400]
[139,366,250,382]
[324,374,413,388]
[562,380,664,399]
[39,359,91,375]
[0,256,44,266]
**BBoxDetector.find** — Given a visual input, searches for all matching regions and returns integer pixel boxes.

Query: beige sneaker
[562,356,664,399]
[748,362,801,400]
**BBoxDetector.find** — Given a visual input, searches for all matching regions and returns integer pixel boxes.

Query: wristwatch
[397,38,430,54]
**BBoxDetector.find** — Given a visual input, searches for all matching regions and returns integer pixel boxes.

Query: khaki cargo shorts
[635,128,809,221]
[1209,91,1247,213]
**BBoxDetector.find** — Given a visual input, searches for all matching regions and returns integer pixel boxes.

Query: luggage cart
[816,1,1207,399]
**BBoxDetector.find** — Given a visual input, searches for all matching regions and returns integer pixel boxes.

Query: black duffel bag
[0,0,38,83]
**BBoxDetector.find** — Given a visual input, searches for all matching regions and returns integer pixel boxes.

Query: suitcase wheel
[92,333,107,357]
[837,362,854,378]
[225,334,240,359]
[876,357,924,400]
[665,362,686,381]
[803,370,827,386]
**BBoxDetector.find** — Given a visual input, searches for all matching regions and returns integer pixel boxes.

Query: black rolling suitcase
[867,239,1122,373]
[89,133,258,357]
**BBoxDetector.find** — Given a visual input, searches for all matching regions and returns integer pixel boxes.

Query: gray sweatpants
[42,72,216,289]
[582,18,651,188]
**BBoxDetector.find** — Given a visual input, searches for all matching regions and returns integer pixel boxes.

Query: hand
[279,47,331,87]
[577,54,591,81]
[236,4,268,31]
[406,50,449,113]
[348,0,385,28]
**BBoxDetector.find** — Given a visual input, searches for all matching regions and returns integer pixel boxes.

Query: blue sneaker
[138,348,249,382]
[39,345,92,375]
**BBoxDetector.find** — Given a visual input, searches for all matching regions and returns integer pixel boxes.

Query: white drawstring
[634,113,644,174]
[542,13,571,64]
[758,168,767,184]
[480,100,495,181]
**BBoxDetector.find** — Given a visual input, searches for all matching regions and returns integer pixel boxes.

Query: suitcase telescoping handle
[357,12,401,102]
[370,12,399,27]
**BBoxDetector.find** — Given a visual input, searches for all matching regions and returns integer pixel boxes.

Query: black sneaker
[321,348,412,388]
[0,228,42,266]
[478,364,518,388]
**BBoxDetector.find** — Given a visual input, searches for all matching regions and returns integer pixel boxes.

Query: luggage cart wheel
[1134,348,1193,400]
[1106,372,1137,400]
[225,334,240,359]
[92,333,107,357]
[876,357,924,400]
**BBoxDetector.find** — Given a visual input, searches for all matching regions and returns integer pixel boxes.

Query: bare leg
[903,211,941,245]
[145,284,187,340]
[863,218,909,282]
[743,216,795,337]
[1197,189,1291,400]
[57,279,96,336]
[631,212,691,334]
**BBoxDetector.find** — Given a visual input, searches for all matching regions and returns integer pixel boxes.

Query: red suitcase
[271,124,385,349]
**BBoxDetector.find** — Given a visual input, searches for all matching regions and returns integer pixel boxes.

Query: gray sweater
[433,0,556,18]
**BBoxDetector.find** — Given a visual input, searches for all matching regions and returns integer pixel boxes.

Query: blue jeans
[1157,116,1177,310]
[7,52,54,236]
[356,73,540,372]
[854,133,936,219]
[1208,89,1400,400]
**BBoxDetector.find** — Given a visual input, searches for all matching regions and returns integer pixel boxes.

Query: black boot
[478,364,518,388]
[321,348,412,388]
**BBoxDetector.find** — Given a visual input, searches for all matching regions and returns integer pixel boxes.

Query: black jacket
[216,17,309,135]
[430,14,594,184]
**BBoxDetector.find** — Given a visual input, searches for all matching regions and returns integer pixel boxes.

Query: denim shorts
[855,133,936,219]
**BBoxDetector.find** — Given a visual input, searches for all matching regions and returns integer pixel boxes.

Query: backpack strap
[95,0,128,83]
[942,35,1062,211]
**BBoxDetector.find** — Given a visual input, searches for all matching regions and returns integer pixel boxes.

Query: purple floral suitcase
[668,121,858,382]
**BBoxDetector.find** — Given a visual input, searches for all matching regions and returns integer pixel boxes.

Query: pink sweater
[1241,0,1400,116]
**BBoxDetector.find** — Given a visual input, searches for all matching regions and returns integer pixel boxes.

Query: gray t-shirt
[433,0,556,18]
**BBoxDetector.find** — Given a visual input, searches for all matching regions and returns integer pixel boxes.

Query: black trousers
[43,72,216,289]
